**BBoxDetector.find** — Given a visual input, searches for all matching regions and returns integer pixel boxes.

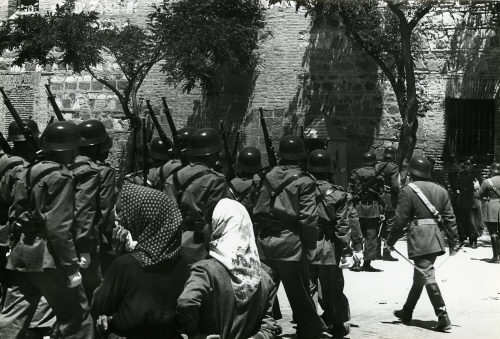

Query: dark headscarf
[117,183,182,267]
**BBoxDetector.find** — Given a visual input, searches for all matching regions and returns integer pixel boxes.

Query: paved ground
[276,234,500,339]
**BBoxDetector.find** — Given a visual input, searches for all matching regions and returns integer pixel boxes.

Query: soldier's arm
[298,178,319,251]
[441,192,459,246]
[331,191,350,255]
[478,180,489,199]
[99,167,117,236]
[203,175,228,225]
[346,194,363,252]
[387,188,412,246]
[43,172,79,275]
[73,168,100,253]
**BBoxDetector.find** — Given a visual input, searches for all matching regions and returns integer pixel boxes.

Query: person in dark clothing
[386,156,460,333]
[92,183,189,339]
[177,198,278,339]
[478,162,500,263]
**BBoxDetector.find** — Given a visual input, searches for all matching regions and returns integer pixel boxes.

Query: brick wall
[0,0,499,177]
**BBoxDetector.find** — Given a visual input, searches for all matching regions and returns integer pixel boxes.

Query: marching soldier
[349,151,385,272]
[0,121,94,338]
[386,156,459,333]
[227,146,263,217]
[308,149,356,338]
[0,120,39,305]
[165,127,227,265]
[253,135,326,339]
[478,162,500,263]
[374,146,399,261]
[75,119,113,300]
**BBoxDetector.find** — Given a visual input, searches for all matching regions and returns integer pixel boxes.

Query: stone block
[78,82,91,90]
[91,81,104,91]
[64,82,77,90]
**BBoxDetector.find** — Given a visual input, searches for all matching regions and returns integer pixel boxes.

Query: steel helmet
[176,127,196,154]
[78,119,112,151]
[308,149,332,173]
[363,151,377,166]
[490,162,500,176]
[407,155,432,179]
[383,146,396,160]
[236,146,262,173]
[278,135,306,161]
[41,121,81,151]
[189,128,223,157]
[7,119,40,142]
[149,137,173,161]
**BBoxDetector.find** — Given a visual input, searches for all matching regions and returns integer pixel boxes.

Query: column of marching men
[0,116,489,339]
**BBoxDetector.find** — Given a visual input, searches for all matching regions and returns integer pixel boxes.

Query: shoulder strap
[159,163,166,188]
[228,181,253,202]
[0,160,24,179]
[264,172,305,209]
[173,169,212,204]
[408,183,442,222]
[487,178,500,198]
[316,187,336,204]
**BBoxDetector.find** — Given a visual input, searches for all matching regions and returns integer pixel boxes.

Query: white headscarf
[210,198,262,306]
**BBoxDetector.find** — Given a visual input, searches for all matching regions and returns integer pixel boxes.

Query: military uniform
[388,156,459,332]
[478,171,500,262]
[0,161,94,338]
[253,164,326,338]
[456,166,481,245]
[150,158,183,192]
[349,166,384,264]
[165,162,227,264]
[227,173,262,216]
[309,180,356,334]
[71,155,101,302]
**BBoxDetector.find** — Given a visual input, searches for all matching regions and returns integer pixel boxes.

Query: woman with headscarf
[177,198,278,339]
[91,183,189,339]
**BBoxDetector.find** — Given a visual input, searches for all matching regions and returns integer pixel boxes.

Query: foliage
[151,0,264,93]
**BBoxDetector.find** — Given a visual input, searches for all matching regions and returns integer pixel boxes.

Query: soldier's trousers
[403,254,438,311]
[456,208,481,241]
[81,251,102,303]
[359,218,379,260]
[0,270,94,339]
[309,264,350,327]
[263,260,326,339]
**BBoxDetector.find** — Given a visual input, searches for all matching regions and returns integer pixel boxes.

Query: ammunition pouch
[11,211,44,246]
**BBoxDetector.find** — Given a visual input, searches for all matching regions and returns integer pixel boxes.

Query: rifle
[0,87,42,160]
[141,118,149,187]
[0,132,12,154]
[219,121,236,180]
[161,97,178,138]
[44,84,65,121]
[348,161,389,207]
[145,100,171,149]
[231,131,240,173]
[46,116,55,126]
[259,108,277,167]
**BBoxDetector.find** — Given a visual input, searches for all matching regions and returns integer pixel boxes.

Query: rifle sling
[486,178,500,198]
[173,169,212,204]
[408,183,442,224]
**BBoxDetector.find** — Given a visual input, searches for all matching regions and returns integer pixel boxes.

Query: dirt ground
[276,233,500,339]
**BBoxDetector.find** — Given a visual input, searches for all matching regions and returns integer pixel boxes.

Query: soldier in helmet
[478,162,500,263]
[0,121,94,338]
[374,146,399,261]
[164,127,227,265]
[253,135,326,339]
[308,149,358,338]
[348,151,385,272]
[0,120,39,305]
[75,119,114,300]
[386,155,459,333]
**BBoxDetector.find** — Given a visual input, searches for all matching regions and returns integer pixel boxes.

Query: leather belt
[411,218,438,226]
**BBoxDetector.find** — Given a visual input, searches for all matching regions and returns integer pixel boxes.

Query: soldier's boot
[362,260,382,272]
[383,248,398,261]
[469,236,478,249]
[350,262,362,272]
[394,283,423,324]
[376,238,383,260]
[426,283,452,332]
[489,234,500,263]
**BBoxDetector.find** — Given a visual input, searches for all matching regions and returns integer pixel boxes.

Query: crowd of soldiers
[0,110,498,339]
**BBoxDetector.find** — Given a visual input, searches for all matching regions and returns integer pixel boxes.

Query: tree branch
[409,3,433,31]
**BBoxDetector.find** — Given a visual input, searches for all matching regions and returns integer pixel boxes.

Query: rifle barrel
[259,107,277,167]
[142,119,149,187]
[146,100,171,147]
[45,84,65,121]
[0,132,12,154]
[161,97,178,138]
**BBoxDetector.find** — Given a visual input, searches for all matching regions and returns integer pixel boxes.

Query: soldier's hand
[67,271,82,288]
[352,251,364,263]
[339,256,353,269]
[305,249,317,262]
[96,315,111,335]
[379,214,386,222]
[78,253,91,269]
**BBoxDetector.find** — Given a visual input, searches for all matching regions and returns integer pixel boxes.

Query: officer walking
[478,162,500,263]
[75,119,114,300]
[0,121,94,338]
[386,156,460,333]
[253,135,326,339]
[349,151,385,272]
[164,127,227,265]
[308,149,356,338]
[374,147,399,261]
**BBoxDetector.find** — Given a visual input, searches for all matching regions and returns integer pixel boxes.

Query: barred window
[446,98,495,161]
[16,0,39,13]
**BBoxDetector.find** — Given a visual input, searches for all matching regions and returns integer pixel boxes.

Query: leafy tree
[271,0,439,166]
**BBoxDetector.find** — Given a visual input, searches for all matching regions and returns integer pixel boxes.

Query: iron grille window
[446,98,495,159]
[16,0,39,12]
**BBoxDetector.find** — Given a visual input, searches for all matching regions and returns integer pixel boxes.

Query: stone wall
[0,0,499,180]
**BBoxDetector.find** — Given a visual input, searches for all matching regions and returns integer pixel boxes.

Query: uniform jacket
[349,166,384,218]
[7,161,79,275]
[96,161,116,238]
[150,159,183,192]
[456,168,481,209]
[71,155,100,253]
[375,161,399,211]
[164,162,227,230]
[311,180,356,265]
[388,180,458,259]
[479,175,500,222]
[0,154,26,247]
[253,165,318,261]
[177,258,277,339]
[227,173,262,218]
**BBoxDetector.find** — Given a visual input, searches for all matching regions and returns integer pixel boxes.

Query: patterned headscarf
[209,198,262,306]
[117,183,182,267]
